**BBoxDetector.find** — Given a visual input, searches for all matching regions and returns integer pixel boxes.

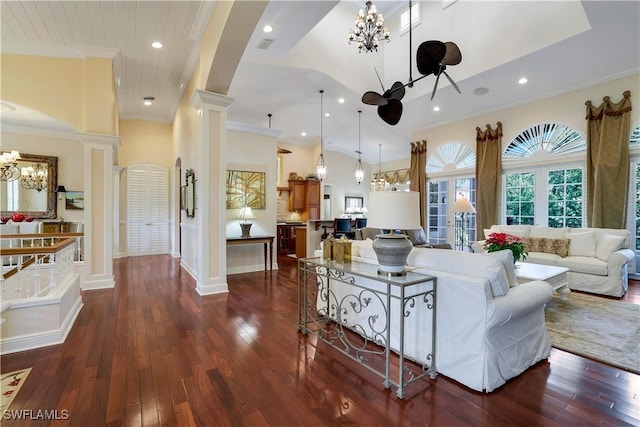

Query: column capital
[76,132,121,148]
[190,90,233,111]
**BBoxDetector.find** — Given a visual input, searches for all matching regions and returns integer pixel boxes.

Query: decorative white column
[78,132,120,289]
[190,90,233,295]
[112,166,124,258]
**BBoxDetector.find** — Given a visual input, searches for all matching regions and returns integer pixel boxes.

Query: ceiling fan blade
[362,91,388,106]
[443,42,462,66]
[442,71,462,94]
[378,99,403,125]
[416,40,446,76]
[385,81,406,101]
[430,72,442,101]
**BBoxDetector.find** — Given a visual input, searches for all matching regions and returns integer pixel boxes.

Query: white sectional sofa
[471,225,634,297]
[314,240,553,392]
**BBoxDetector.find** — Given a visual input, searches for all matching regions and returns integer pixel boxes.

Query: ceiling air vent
[257,39,274,50]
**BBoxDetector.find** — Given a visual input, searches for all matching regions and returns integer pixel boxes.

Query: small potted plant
[484,232,528,263]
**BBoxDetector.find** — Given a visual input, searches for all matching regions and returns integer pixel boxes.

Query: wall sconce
[56,185,67,200]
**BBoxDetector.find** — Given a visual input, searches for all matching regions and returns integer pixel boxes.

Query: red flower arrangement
[484,232,528,262]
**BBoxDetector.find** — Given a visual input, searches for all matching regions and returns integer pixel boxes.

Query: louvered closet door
[127,164,169,256]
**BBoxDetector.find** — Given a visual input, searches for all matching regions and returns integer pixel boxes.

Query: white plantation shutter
[127,164,169,256]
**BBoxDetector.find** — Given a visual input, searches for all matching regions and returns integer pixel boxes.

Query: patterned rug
[1,368,31,412]
[545,293,640,374]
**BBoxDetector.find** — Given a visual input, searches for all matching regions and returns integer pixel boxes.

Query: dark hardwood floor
[2,254,639,426]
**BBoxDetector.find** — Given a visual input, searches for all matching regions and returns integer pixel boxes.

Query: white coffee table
[515,262,571,300]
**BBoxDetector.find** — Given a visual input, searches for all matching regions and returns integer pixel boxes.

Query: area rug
[1,368,31,412]
[545,293,640,374]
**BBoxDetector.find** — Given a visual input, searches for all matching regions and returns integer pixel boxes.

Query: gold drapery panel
[373,168,411,185]
[475,122,502,234]
[410,140,427,228]
[585,91,632,228]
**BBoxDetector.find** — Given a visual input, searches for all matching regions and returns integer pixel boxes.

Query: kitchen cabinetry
[295,226,307,258]
[277,224,297,255]
[288,179,320,221]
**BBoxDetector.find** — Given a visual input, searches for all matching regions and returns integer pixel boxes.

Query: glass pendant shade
[316,89,327,180]
[354,110,364,184]
[354,159,365,184]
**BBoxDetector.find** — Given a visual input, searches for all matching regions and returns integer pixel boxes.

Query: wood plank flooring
[1,254,639,426]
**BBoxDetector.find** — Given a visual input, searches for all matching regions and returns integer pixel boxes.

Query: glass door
[427,177,476,249]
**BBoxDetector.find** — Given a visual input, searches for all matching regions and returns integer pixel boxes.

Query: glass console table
[297,257,437,398]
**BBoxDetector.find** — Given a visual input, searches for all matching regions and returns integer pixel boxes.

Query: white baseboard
[82,276,115,290]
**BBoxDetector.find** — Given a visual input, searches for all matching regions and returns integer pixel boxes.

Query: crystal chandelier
[0,150,21,181]
[348,1,390,53]
[370,144,389,191]
[20,163,48,191]
[316,89,327,180]
[354,110,365,184]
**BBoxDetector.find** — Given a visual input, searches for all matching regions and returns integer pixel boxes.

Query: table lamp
[238,206,255,238]
[367,191,421,276]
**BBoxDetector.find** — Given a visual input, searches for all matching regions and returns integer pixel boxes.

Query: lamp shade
[367,191,421,230]
[452,197,476,213]
[238,206,255,222]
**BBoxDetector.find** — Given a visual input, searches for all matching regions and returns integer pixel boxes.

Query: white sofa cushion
[485,249,517,286]
[359,245,378,261]
[595,233,626,261]
[350,238,373,257]
[495,225,531,238]
[566,231,596,257]
[529,226,569,239]
[526,252,562,266]
[557,256,608,276]
[407,248,510,297]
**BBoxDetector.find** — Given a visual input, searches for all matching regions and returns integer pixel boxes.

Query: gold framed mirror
[184,168,195,219]
[1,152,58,219]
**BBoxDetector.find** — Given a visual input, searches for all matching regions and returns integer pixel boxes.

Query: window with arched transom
[502,123,586,228]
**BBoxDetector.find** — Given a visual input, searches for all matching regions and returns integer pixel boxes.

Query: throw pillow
[566,231,597,257]
[485,249,517,287]
[523,237,570,257]
[595,233,626,261]
[404,228,428,246]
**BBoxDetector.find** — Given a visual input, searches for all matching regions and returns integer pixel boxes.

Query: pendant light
[315,89,327,180]
[371,143,388,191]
[354,110,365,184]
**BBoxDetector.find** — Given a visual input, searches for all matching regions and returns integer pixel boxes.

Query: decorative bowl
[25,216,34,222]
[11,213,25,222]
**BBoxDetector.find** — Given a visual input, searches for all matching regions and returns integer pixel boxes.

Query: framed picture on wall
[225,170,266,209]
[65,191,84,210]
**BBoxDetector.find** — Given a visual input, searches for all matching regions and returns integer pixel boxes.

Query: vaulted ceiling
[2,1,638,163]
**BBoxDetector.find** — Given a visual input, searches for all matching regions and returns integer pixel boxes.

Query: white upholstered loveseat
[314,240,553,392]
[471,225,634,297]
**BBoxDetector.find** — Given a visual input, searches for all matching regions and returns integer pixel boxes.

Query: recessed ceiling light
[338,98,345,104]
[518,77,528,85]
[473,87,489,96]
[325,113,330,117]
[143,96,155,106]
[301,132,307,136]
[433,106,440,112]
[151,41,163,49]
[263,25,273,33]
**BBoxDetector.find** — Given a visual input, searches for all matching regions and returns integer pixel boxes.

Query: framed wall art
[226,170,266,209]
[65,191,84,210]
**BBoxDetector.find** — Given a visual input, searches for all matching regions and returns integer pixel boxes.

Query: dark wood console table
[226,235,275,271]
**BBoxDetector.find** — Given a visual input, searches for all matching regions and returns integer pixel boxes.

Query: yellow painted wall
[0,54,117,135]
[118,120,173,168]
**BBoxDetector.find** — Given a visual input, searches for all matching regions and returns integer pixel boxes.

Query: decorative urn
[11,213,25,222]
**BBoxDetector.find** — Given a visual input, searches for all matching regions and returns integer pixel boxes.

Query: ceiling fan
[361,1,462,125]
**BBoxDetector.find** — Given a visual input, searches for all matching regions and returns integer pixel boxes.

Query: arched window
[503,123,585,161]
[502,123,585,227]
[426,142,475,173]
